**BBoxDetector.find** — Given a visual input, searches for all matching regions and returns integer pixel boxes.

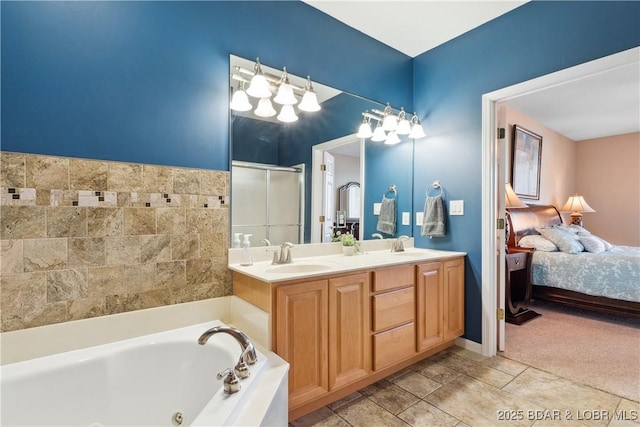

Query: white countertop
[228,244,466,283]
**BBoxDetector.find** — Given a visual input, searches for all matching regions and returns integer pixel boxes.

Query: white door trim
[481,46,639,357]
[311,133,364,243]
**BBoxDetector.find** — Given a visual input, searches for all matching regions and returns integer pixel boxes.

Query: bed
[506,204,640,318]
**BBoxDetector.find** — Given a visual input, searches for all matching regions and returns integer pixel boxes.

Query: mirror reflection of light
[277,104,299,123]
[254,98,276,117]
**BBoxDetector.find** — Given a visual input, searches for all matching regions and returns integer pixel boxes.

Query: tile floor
[290,347,640,427]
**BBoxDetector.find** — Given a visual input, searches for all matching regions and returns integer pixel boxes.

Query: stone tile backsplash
[0,151,230,332]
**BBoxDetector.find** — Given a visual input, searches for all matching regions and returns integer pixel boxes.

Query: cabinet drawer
[373,322,416,370]
[507,253,527,272]
[372,287,414,332]
[372,265,414,292]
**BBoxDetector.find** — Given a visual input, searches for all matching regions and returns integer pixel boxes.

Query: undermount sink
[265,263,334,274]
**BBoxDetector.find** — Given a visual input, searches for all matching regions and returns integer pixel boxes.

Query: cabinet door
[416,261,444,351]
[276,280,328,408]
[443,258,465,341]
[328,273,371,390]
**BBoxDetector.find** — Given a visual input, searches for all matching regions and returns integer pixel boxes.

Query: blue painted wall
[1,1,412,170]
[4,1,639,345]
[412,1,640,343]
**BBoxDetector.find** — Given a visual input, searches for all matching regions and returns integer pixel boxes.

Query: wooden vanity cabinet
[371,265,416,370]
[233,255,465,421]
[275,272,370,409]
[416,258,465,351]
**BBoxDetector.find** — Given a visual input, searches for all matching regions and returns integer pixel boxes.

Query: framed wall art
[511,125,543,199]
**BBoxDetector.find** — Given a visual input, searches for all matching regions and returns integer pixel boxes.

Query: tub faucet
[198,326,258,379]
[371,233,383,240]
[392,235,410,252]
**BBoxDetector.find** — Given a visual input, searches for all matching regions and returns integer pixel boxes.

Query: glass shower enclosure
[231,161,304,246]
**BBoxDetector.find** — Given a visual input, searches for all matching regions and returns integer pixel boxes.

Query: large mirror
[229,55,414,246]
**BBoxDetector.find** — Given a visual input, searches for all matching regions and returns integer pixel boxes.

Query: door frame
[480,47,639,357]
[311,133,364,243]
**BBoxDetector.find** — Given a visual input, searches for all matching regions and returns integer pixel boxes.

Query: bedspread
[531,245,640,303]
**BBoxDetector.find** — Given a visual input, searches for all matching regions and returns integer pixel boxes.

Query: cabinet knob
[514,259,519,265]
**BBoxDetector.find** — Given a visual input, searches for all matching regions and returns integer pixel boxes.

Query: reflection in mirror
[229,55,414,246]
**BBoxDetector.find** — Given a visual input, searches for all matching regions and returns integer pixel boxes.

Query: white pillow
[554,224,592,236]
[518,235,558,252]
[536,227,584,254]
[579,235,606,253]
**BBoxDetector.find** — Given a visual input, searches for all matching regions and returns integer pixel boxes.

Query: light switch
[373,203,381,215]
[450,200,464,216]
[416,212,424,226]
[402,211,410,225]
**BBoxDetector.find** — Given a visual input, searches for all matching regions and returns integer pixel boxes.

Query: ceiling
[303,1,639,142]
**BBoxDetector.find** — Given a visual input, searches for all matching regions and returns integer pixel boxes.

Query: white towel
[421,195,446,237]
[376,195,396,235]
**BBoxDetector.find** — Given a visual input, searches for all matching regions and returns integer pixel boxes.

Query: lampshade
[384,131,401,145]
[560,194,595,213]
[382,104,398,131]
[560,193,595,226]
[505,183,527,208]
[273,68,298,105]
[298,77,321,112]
[277,104,298,123]
[357,120,373,139]
[254,97,276,117]
[396,109,411,135]
[230,87,252,112]
[408,122,426,139]
[371,122,387,142]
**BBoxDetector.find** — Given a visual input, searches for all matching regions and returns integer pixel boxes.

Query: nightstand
[505,250,541,325]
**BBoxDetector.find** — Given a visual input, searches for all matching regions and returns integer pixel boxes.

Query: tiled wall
[0,152,231,332]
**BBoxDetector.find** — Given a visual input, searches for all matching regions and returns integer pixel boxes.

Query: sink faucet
[198,326,258,380]
[391,235,410,252]
[267,242,294,264]
[260,238,271,247]
[371,233,383,240]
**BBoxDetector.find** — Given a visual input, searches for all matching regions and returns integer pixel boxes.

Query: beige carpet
[503,300,640,402]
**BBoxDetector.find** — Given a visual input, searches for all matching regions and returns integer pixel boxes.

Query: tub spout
[198,326,258,377]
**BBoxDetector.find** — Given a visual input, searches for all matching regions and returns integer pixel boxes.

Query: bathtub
[1,320,288,426]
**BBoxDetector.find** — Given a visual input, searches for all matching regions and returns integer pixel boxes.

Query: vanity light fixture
[357,113,374,139]
[245,58,272,99]
[229,80,252,112]
[298,77,321,112]
[231,58,321,121]
[359,105,426,142]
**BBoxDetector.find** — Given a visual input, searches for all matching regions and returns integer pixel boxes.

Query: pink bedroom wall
[576,132,640,246]
[503,105,577,210]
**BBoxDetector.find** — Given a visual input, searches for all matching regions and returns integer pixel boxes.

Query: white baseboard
[455,337,483,354]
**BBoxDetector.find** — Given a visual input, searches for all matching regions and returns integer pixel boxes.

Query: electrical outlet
[373,203,381,215]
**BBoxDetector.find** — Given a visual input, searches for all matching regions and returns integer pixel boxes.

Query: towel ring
[385,185,397,199]
[427,181,443,197]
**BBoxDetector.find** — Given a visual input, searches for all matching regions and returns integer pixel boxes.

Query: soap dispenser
[240,234,253,266]
[233,233,243,248]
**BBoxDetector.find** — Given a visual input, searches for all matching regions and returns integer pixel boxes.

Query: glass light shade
[384,130,401,145]
[560,194,595,213]
[277,104,298,123]
[230,89,252,112]
[505,183,527,208]
[371,124,387,142]
[254,97,276,117]
[396,117,411,135]
[298,90,321,112]
[246,74,271,98]
[273,82,298,105]
[382,114,398,131]
[408,122,426,139]
[357,122,373,139]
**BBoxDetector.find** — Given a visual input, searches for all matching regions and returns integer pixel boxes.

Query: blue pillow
[536,227,584,254]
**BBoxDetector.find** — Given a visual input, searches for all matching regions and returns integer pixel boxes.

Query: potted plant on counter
[332,231,360,256]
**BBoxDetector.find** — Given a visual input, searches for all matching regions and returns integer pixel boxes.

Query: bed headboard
[506,204,562,248]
